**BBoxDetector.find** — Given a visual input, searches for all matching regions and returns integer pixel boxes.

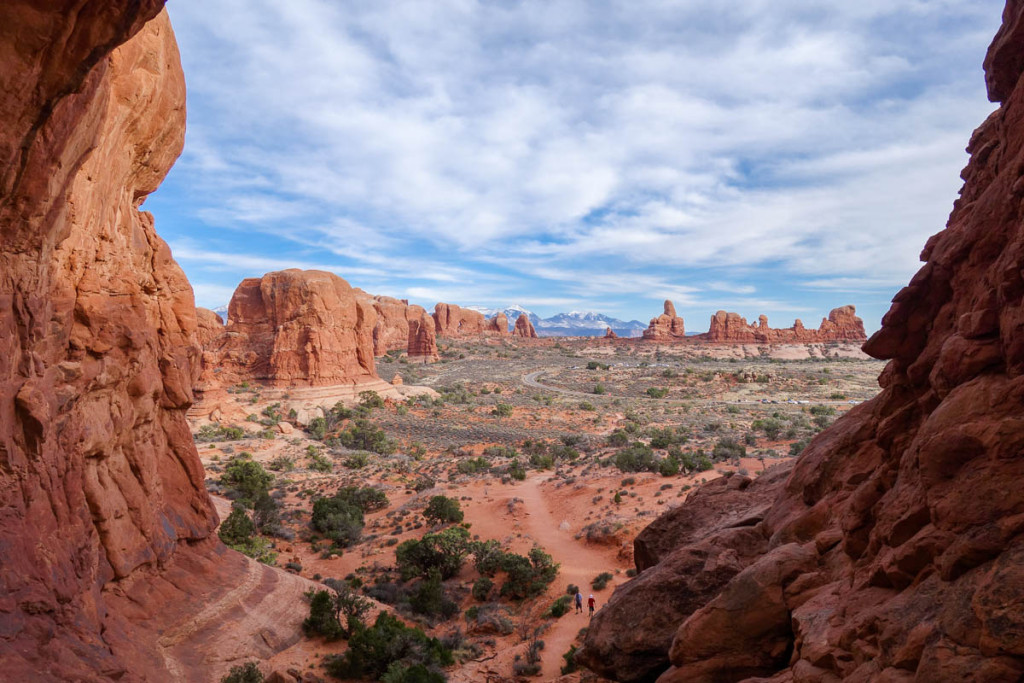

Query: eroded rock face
[642,299,687,340]
[701,306,867,343]
[0,4,215,677]
[205,269,379,387]
[432,302,487,337]
[369,294,410,356]
[407,304,439,361]
[605,327,619,339]
[579,5,1024,681]
[487,312,510,336]
[514,312,539,338]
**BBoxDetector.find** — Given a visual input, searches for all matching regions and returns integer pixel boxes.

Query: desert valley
[3,1,1024,683]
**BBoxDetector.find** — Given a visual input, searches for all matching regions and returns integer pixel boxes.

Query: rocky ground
[188,337,883,682]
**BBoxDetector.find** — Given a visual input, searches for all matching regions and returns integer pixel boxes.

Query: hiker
[588,594,596,617]
[574,590,583,614]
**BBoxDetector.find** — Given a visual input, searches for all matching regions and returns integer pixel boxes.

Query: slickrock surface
[643,299,687,341]
[578,4,1024,681]
[206,269,380,387]
[701,306,867,344]
[514,312,539,338]
[0,5,312,680]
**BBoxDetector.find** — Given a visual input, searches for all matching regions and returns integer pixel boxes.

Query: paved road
[521,369,603,398]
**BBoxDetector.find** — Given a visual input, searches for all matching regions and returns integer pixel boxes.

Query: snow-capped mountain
[466,305,645,337]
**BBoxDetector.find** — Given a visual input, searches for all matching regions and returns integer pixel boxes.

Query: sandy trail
[512,476,623,680]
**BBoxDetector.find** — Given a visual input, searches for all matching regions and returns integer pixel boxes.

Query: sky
[148,0,1006,332]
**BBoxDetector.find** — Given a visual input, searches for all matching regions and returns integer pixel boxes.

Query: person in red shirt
[587,594,596,617]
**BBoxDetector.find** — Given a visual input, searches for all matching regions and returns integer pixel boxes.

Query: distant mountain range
[466,305,646,337]
[213,302,646,337]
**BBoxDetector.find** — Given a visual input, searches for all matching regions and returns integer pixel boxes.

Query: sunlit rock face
[579,2,1024,681]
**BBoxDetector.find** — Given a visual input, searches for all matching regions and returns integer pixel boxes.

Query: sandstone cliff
[700,305,867,343]
[642,300,686,340]
[487,311,510,336]
[605,326,619,339]
[207,269,379,387]
[368,294,410,356]
[578,5,1024,681]
[407,304,440,361]
[514,312,539,338]
[433,302,487,337]
[0,7,313,678]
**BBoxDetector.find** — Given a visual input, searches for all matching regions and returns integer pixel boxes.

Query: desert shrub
[613,443,658,473]
[424,495,464,526]
[491,403,514,418]
[359,390,385,410]
[338,419,395,455]
[396,527,471,580]
[789,436,813,456]
[578,401,596,411]
[658,457,680,477]
[648,427,682,449]
[646,387,669,399]
[308,451,333,473]
[221,662,263,683]
[324,612,453,680]
[507,458,526,481]
[344,452,370,469]
[592,383,607,395]
[752,418,783,440]
[196,424,246,443]
[545,595,572,618]
[607,429,629,447]
[560,645,579,674]
[809,404,836,416]
[550,444,580,461]
[712,437,746,461]
[470,539,505,576]
[529,452,555,470]
[251,491,281,533]
[500,547,559,599]
[219,505,255,546]
[472,577,493,602]
[591,572,614,591]
[483,444,518,459]
[268,455,294,472]
[311,497,364,547]
[220,458,272,504]
[230,535,277,565]
[456,457,490,475]
[410,569,459,619]
[586,361,609,370]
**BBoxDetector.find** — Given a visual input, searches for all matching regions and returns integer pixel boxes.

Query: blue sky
[148,0,1005,333]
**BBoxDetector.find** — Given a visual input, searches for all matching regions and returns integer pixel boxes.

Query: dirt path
[513,476,622,679]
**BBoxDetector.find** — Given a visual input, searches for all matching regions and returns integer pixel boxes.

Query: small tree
[396,527,470,580]
[311,497,364,547]
[221,662,263,683]
[424,495,464,526]
[219,505,256,546]
[220,459,273,505]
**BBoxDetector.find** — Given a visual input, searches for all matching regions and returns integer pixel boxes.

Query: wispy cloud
[150,0,1005,331]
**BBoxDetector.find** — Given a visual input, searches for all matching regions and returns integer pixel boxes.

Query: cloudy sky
[149,0,1005,332]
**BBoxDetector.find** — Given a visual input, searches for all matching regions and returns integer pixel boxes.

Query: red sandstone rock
[196,306,225,346]
[406,304,439,361]
[642,300,687,340]
[605,327,618,339]
[486,312,510,336]
[207,270,379,387]
[432,302,487,337]
[513,312,539,338]
[369,294,410,356]
[700,306,867,343]
[579,6,1024,681]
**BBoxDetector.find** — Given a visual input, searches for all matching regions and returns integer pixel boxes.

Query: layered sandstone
[579,5,1024,681]
[196,306,226,346]
[642,300,686,340]
[701,305,867,343]
[514,312,539,338]
[407,304,439,361]
[369,294,410,356]
[605,327,619,339]
[0,5,308,679]
[207,269,379,387]
[487,312,510,336]
[433,302,487,337]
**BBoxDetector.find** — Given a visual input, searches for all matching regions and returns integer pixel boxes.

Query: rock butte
[578,5,1024,681]
[513,312,539,338]
[0,4,311,680]
[642,299,687,340]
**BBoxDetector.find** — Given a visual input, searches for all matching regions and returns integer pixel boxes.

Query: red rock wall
[208,269,380,387]
[700,305,867,343]
[0,4,219,678]
[486,311,510,336]
[370,293,410,356]
[432,301,487,337]
[579,5,1024,681]
[407,304,439,360]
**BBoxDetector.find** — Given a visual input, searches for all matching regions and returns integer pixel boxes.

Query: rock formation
[514,312,539,338]
[407,304,440,361]
[702,305,867,343]
[642,300,686,340]
[369,294,410,356]
[605,327,619,339]
[206,269,379,387]
[578,6,1024,681]
[432,302,487,337]
[196,306,226,346]
[0,5,310,679]
[486,311,510,336]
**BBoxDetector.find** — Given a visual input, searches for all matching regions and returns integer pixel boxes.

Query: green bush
[507,458,527,481]
[712,437,746,461]
[396,527,470,580]
[196,424,246,443]
[338,419,395,455]
[308,452,333,473]
[424,495,464,526]
[593,383,607,395]
[500,547,559,599]
[311,497,364,547]
[470,539,505,576]
[646,387,669,399]
[613,443,659,473]
[324,612,453,681]
[561,645,579,675]
[607,429,629,447]
[472,576,493,601]
[220,458,273,504]
[545,595,572,618]
[591,572,614,591]
[491,403,514,418]
[221,662,263,683]
[456,457,490,475]
[578,401,596,411]
[219,505,256,546]
[359,390,385,409]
